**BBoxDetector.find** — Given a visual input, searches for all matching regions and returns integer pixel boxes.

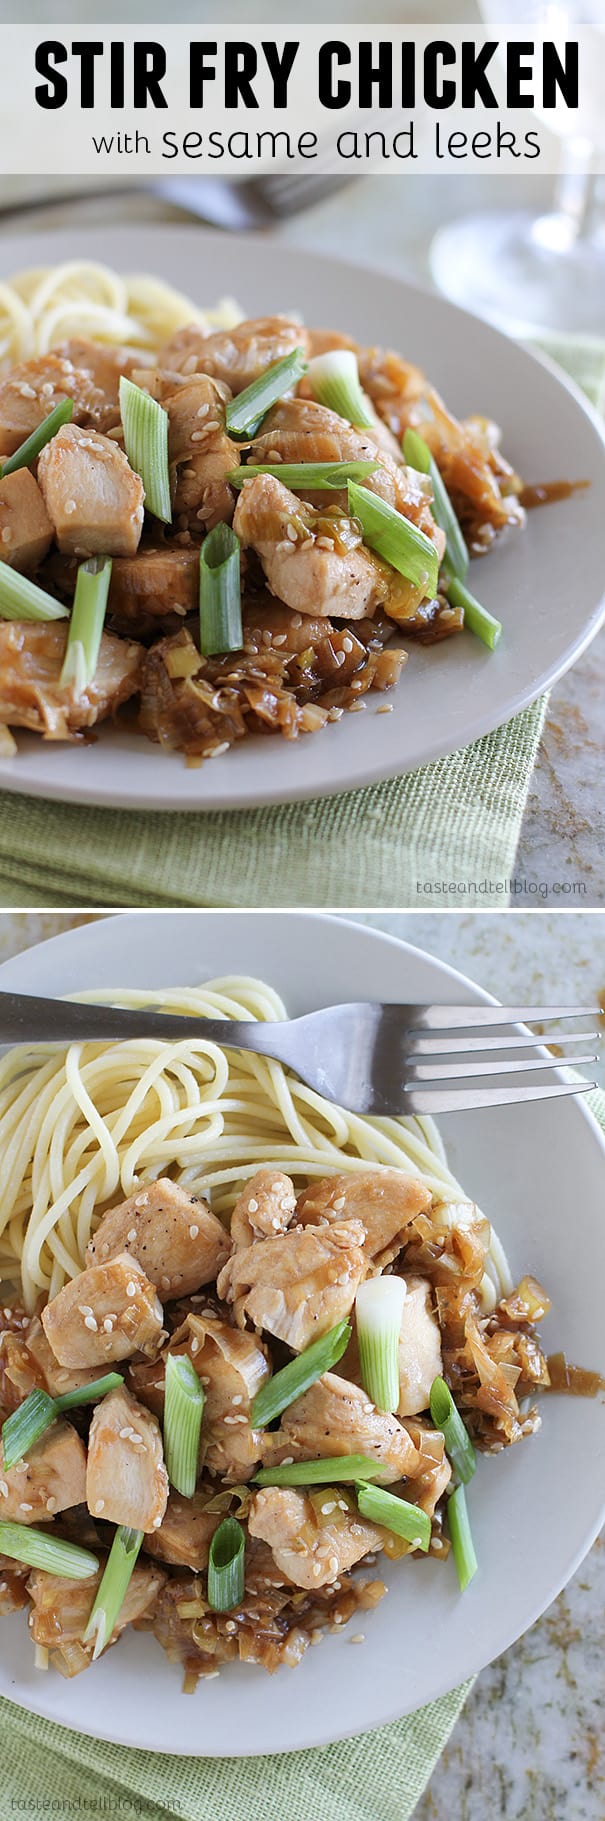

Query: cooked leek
[306,349,375,428]
[254,1455,388,1488]
[2,1373,123,1472]
[356,1483,431,1552]
[0,563,69,623]
[1,398,74,478]
[83,1525,144,1660]
[228,460,380,491]
[429,1376,476,1485]
[59,556,112,695]
[445,574,502,651]
[0,1522,98,1581]
[163,1353,205,1499]
[251,1320,351,1430]
[207,1516,245,1612]
[447,1484,478,1591]
[119,376,171,524]
[355,1277,406,1414]
[402,427,469,582]
[226,349,308,439]
[347,481,439,597]
[199,522,242,657]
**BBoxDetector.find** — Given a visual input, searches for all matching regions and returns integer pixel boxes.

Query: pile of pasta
[0,259,243,369]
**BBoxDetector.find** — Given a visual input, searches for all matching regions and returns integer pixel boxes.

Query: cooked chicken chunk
[251,397,440,542]
[0,1316,100,1402]
[264,1371,420,1483]
[55,339,142,420]
[0,621,142,740]
[27,1558,164,1673]
[38,423,144,557]
[86,1383,168,1532]
[144,1489,221,1571]
[160,316,309,393]
[0,1567,29,1613]
[230,1167,297,1250]
[401,1418,451,1517]
[41,1253,164,1369]
[0,1419,87,1522]
[233,474,424,622]
[297,1170,431,1270]
[0,469,53,572]
[217,1219,367,1351]
[164,377,237,529]
[107,543,199,639]
[0,354,106,456]
[248,1487,383,1590]
[397,1277,443,1417]
[171,1312,270,1481]
[86,1178,231,1300]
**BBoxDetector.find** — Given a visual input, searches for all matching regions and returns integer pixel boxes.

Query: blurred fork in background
[0,173,352,231]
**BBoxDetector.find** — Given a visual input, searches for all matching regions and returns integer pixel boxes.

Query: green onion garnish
[403,427,469,582]
[199,522,243,658]
[347,480,440,598]
[207,1516,245,1612]
[306,349,375,429]
[228,459,380,492]
[355,1277,406,1415]
[83,1525,144,1660]
[0,562,69,624]
[447,1484,478,1591]
[445,574,502,651]
[119,376,171,524]
[1,398,74,478]
[251,1320,351,1430]
[356,1482,431,1552]
[0,1522,99,1581]
[254,1455,390,1488]
[59,555,112,695]
[163,1353,204,1499]
[225,349,308,439]
[429,1376,476,1485]
[1,1373,123,1472]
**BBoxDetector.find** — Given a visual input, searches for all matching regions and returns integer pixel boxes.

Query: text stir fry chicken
[0,1167,555,1683]
[0,308,528,762]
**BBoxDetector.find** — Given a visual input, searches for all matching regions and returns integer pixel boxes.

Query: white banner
[0,23,602,175]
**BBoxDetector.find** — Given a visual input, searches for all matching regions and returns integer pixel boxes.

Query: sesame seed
[19,1503,33,1513]
[190,1337,199,1355]
[224,1619,237,1633]
[334,651,346,668]
[232,1395,243,1406]
[248,1199,258,1213]
[349,702,366,713]
[95,1500,105,1514]
[189,1225,199,1239]
[273,633,287,646]
[0,1482,8,1498]
[376,702,393,714]
[103,1318,114,1333]
[126,1282,137,1297]
[312,1562,323,1578]
[350,1633,365,1645]
[286,524,298,543]
[342,638,354,653]
[46,1497,57,1512]
[127,1229,138,1243]
[153,1515,162,1528]
[84,1314,98,1331]
[64,499,77,515]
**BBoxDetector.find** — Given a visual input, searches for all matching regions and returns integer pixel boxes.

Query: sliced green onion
[306,349,375,429]
[119,376,171,524]
[355,1277,406,1415]
[347,481,439,598]
[356,1482,431,1552]
[403,427,469,581]
[0,562,69,623]
[83,1525,144,1661]
[55,1372,124,1411]
[0,1522,98,1581]
[228,459,380,492]
[429,1376,476,1485]
[1,1390,57,1473]
[2,1373,124,1472]
[447,1484,478,1591]
[254,1454,389,1488]
[59,556,112,695]
[163,1353,204,1499]
[199,522,242,658]
[207,1516,245,1612]
[446,574,502,651]
[251,1320,351,1430]
[1,398,74,478]
[225,348,308,439]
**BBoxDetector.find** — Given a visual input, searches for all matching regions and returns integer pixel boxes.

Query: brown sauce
[546,1350,605,1396]
[519,478,590,509]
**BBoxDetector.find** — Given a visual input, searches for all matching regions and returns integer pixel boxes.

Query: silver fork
[0,994,599,1118]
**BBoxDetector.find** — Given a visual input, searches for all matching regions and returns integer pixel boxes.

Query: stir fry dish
[0,276,527,765]
[0,1166,554,1685]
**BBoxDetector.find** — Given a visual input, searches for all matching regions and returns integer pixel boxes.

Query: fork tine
[406,1052,597,1083]
[403,1080,596,1114]
[407,1030,598,1056]
[409,1005,600,1029]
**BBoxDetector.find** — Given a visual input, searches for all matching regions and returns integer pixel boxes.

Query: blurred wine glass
[430,2,605,335]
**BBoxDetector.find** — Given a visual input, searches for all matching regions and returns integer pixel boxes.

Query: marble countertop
[0,172,602,906]
[0,909,603,1820]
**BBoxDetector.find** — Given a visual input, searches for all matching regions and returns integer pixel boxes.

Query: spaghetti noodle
[0,260,243,370]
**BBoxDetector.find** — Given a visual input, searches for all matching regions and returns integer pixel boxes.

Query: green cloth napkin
[1,1080,603,1820]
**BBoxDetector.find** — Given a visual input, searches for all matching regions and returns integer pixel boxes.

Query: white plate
[0,223,604,812]
[0,910,604,1756]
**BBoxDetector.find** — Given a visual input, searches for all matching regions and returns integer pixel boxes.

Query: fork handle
[0,992,285,1056]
